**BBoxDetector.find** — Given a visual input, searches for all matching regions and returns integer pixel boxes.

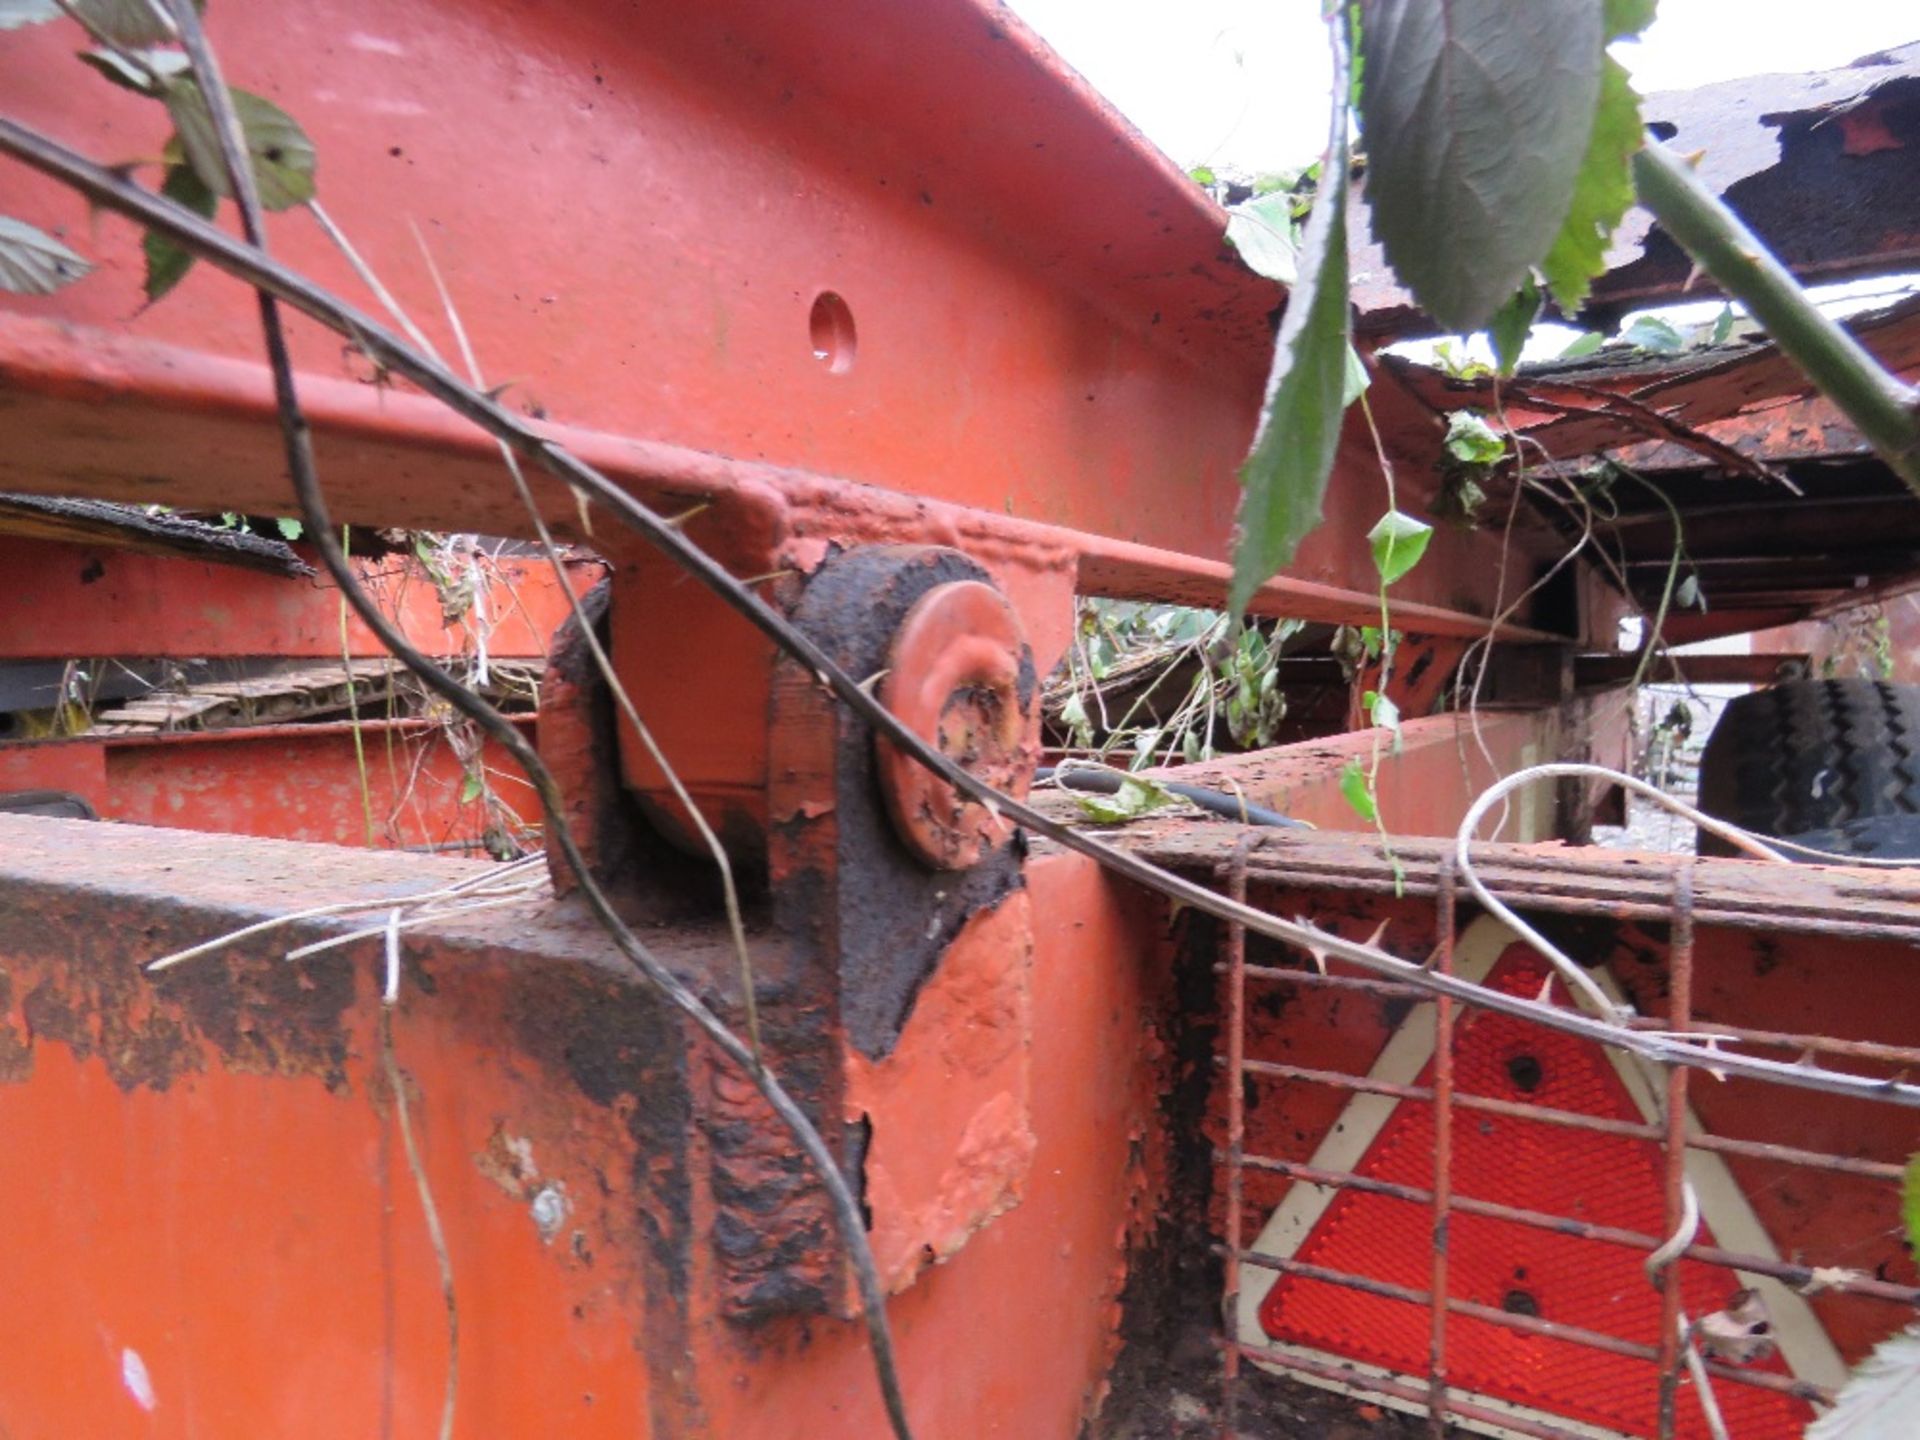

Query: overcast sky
[1004,1,1918,175]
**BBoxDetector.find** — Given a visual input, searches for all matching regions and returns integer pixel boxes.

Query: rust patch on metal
[6,891,355,1094]
[0,969,34,1083]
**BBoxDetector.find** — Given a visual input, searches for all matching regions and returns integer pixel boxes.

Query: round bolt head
[875,580,1037,869]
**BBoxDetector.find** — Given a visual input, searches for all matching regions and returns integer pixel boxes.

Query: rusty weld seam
[5,114,1919,1117]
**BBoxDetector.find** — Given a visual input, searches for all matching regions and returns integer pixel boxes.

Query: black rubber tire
[1697,679,1920,857]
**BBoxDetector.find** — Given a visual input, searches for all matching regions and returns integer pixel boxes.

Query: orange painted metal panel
[0,721,532,850]
[0,816,1168,1439]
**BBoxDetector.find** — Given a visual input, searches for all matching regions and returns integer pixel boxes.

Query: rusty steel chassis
[0,4,1914,1438]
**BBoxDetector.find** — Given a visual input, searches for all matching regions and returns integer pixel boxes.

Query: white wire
[287,889,543,962]
[383,907,403,1007]
[144,855,546,973]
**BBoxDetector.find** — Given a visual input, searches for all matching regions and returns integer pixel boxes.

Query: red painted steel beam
[0,0,1559,638]
[0,538,603,660]
[0,718,536,848]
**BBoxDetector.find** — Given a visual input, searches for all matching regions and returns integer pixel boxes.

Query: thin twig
[379,1004,457,1440]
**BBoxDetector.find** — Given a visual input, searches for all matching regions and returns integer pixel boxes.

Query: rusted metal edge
[1125,822,1920,942]
[0,492,312,576]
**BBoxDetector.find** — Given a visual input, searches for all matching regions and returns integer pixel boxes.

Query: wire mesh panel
[1213,845,1920,1440]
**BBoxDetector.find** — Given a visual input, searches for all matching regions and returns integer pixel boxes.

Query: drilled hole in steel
[809,290,857,374]
[1507,1053,1545,1093]
[1503,1289,1541,1317]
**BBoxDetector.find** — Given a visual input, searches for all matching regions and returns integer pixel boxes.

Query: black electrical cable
[1038,765,1308,828]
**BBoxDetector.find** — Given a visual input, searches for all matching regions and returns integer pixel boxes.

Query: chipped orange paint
[691,853,1164,1438]
[845,893,1037,1292]
[0,889,664,1438]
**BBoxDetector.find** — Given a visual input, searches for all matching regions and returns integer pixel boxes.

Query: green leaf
[274,516,304,541]
[1228,28,1354,620]
[1539,54,1645,315]
[1489,277,1542,377]
[1224,191,1299,284]
[1558,330,1605,359]
[1073,775,1178,825]
[1710,303,1735,345]
[1368,509,1434,586]
[77,45,192,93]
[0,215,92,294]
[164,81,317,211]
[459,772,485,805]
[1358,0,1605,333]
[1188,164,1217,187]
[142,162,215,302]
[0,0,60,29]
[1806,1323,1920,1440]
[1339,758,1377,823]
[1444,411,1505,466]
[1602,0,1657,38]
[1622,313,1686,354]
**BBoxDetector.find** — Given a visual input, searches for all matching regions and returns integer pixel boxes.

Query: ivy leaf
[1073,775,1178,825]
[0,0,60,29]
[1225,191,1300,284]
[0,215,92,294]
[1806,1324,1920,1440]
[274,516,304,541]
[77,45,191,95]
[1489,276,1542,377]
[1358,0,1604,334]
[1623,313,1686,354]
[1368,510,1434,587]
[1188,164,1217,187]
[1539,54,1646,315]
[1228,26,1355,620]
[1444,411,1506,465]
[143,162,215,302]
[165,81,317,211]
[459,772,485,805]
[1339,758,1377,823]
[1710,303,1736,345]
[1559,330,1605,359]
